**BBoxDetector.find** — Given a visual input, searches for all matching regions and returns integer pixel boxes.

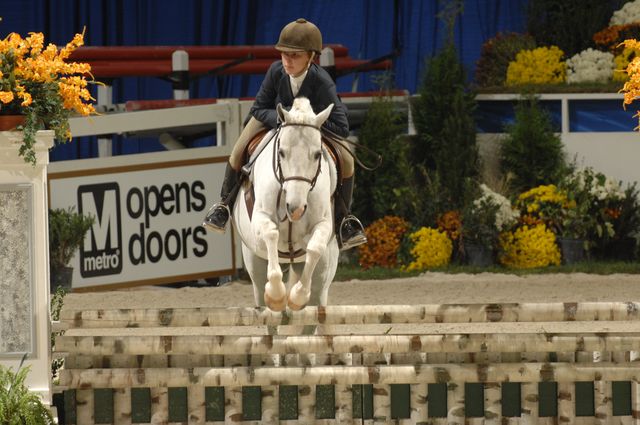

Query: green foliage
[50,286,67,383]
[591,182,640,258]
[48,207,94,272]
[614,184,640,241]
[0,356,55,424]
[526,0,626,57]
[475,32,537,87]
[557,168,597,240]
[411,43,479,213]
[500,96,567,194]
[461,193,501,250]
[353,93,412,224]
[334,260,640,281]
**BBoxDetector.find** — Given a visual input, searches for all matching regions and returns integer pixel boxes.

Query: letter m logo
[78,183,123,277]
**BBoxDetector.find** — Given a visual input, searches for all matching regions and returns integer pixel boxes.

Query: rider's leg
[335,174,367,250]
[203,117,266,233]
[330,144,367,249]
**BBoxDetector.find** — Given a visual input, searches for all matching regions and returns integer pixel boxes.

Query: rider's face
[281,51,311,77]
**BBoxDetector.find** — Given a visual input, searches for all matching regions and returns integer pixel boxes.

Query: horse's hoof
[287,298,307,311]
[288,282,310,311]
[264,292,287,311]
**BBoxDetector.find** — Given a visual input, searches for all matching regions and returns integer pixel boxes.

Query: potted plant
[555,170,595,263]
[0,30,95,165]
[600,183,640,261]
[461,184,519,267]
[556,206,591,264]
[49,207,94,293]
[0,355,55,424]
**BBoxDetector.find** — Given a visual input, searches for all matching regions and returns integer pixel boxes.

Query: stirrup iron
[339,215,367,250]
[202,202,231,234]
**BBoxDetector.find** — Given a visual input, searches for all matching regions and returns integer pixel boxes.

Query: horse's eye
[278,149,285,159]
[313,151,321,160]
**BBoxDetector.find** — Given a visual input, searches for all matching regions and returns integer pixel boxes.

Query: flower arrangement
[566,48,615,84]
[480,184,519,231]
[506,46,566,85]
[0,31,95,165]
[593,23,640,53]
[499,224,561,269]
[357,215,409,269]
[461,184,518,249]
[567,167,640,255]
[621,39,640,112]
[610,0,640,26]
[436,210,462,241]
[404,227,452,271]
[474,32,537,87]
[614,46,637,82]
[516,184,572,233]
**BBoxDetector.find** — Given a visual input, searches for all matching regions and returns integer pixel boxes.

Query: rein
[323,127,383,171]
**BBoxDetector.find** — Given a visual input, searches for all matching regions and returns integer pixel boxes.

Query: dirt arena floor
[64,272,640,310]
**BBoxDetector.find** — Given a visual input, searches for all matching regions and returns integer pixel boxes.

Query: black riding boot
[202,163,241,233]
[335,176,367,250]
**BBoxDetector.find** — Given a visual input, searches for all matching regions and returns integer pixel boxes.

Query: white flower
[573,167,625,200]
[474,184,519,231]
[566,49,614,84]
[610,0,640,26]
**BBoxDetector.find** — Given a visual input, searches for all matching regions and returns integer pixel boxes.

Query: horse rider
[202,18,367,250]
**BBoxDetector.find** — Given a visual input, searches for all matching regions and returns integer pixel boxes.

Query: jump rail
[54,302,640,424]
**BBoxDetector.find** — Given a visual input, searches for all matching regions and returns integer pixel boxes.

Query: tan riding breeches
[228,117,267,170]
[228,116,354,178]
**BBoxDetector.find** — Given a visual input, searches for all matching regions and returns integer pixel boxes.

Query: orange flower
[0,30,96,165]
[358,216,409,270]
[437,210,462,241]
[605,207,622,219]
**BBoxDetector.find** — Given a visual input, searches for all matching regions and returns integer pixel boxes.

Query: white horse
[232,97,339,312]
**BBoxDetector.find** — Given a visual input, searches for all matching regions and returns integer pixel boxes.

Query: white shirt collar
[289,69,308,97]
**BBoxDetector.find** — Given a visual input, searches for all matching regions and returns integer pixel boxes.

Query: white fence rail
[55,302,640,424]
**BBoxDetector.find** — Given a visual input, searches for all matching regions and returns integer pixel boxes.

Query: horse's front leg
[254,212,287,311]
[288,216,333,310]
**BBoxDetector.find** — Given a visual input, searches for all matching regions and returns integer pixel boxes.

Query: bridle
[273,122,323,188]
[272,121,325,262]
[273,122,323,222]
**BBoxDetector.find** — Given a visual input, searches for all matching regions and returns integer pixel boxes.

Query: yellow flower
[404,227,452,271]
[499,224,561,269]
[614,46,636,82]
[506,46,566,85]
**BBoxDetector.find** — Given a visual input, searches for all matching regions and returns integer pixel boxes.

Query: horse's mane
[287,97,315,126]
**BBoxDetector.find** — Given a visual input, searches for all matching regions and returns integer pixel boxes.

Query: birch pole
[150,387,168,425]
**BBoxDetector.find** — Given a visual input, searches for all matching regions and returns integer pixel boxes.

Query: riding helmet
[275,18,323,54]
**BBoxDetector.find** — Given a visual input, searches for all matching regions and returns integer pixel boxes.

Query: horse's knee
[305,243,324,259]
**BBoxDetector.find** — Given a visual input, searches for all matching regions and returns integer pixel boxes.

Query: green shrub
[500,96,567,194]
[475,32,537,87]
[411,43,479,213]
[48,207,94,272]
[0,356,55,424]
[353,92,412,224]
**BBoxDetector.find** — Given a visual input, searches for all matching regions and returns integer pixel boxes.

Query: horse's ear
[314,103,334,127]
[276,103,289,124]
